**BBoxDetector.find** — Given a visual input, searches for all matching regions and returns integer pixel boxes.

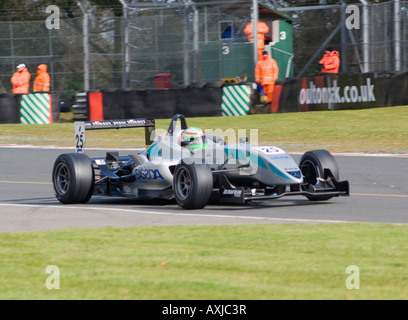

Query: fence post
[78,1,90,92]
[394,0,401,71]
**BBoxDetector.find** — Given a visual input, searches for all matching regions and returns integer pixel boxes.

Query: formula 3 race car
[52,114,349,209]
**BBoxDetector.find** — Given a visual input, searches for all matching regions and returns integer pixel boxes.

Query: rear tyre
[52,153,94,204]
[173,159,213,209]
[299,149,339,201]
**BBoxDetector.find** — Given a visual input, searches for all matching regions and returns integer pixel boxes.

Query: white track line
[1,144,408,157]
[0,203,351,224]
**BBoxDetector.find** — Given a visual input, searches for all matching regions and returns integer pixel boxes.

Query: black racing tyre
[173,159,213,209]
[299,149,339,201]
[52,153,94,204]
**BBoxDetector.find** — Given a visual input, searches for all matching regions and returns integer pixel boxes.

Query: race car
[52,114,349,209]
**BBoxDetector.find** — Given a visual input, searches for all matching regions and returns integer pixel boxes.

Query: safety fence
[0,1,407,107]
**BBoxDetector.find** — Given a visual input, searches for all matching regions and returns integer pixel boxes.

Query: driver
[180,127,208,150]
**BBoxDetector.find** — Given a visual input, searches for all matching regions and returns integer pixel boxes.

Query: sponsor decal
[222,189,242,197]
[95,159,106,165]
[135,168,164,180]
[122,185,132,194]
[259,147,284,154]
[299,78,376,106]
[269,155,290,160]
[287,170,302,179]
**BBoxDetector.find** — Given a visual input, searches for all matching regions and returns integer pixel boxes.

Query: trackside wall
[88,83,235,121]
[0,73,407,123]
[0,93,54,124]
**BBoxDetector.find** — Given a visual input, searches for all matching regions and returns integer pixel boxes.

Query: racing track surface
[0,147,407,232]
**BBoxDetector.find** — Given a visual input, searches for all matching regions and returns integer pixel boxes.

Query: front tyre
[299,149,339,201]
[52,153,94,204]
[173,159,213,209]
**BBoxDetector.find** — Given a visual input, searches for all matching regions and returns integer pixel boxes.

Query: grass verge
[1,224,407,300]
[1,106,407,153]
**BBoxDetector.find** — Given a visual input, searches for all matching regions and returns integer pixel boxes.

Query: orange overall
[33,64,51,92]
[244,21,269,59]
[11,67,31,94]
[255,53,279,103]
[319,50,340,73]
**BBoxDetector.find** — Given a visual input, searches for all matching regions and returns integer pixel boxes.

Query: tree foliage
[0,1,393,22]
[0,0,398,98]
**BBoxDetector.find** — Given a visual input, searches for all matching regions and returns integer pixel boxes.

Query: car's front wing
[217,169,350,204]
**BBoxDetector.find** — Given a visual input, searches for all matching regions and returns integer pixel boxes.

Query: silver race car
[52,114,349,209]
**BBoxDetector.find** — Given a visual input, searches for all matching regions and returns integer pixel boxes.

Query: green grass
[1,106,408,153]
[1,106,408,300]
[1,224,408,300]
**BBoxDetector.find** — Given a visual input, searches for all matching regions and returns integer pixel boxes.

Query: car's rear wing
[75,118,156,153]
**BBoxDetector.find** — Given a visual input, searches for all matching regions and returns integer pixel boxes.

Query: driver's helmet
[180,127,207,150]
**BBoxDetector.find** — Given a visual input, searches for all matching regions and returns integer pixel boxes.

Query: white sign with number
[75,122,86,153]
[222,46,230,55]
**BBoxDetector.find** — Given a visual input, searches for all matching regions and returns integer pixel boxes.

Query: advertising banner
[299,73,378,111]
